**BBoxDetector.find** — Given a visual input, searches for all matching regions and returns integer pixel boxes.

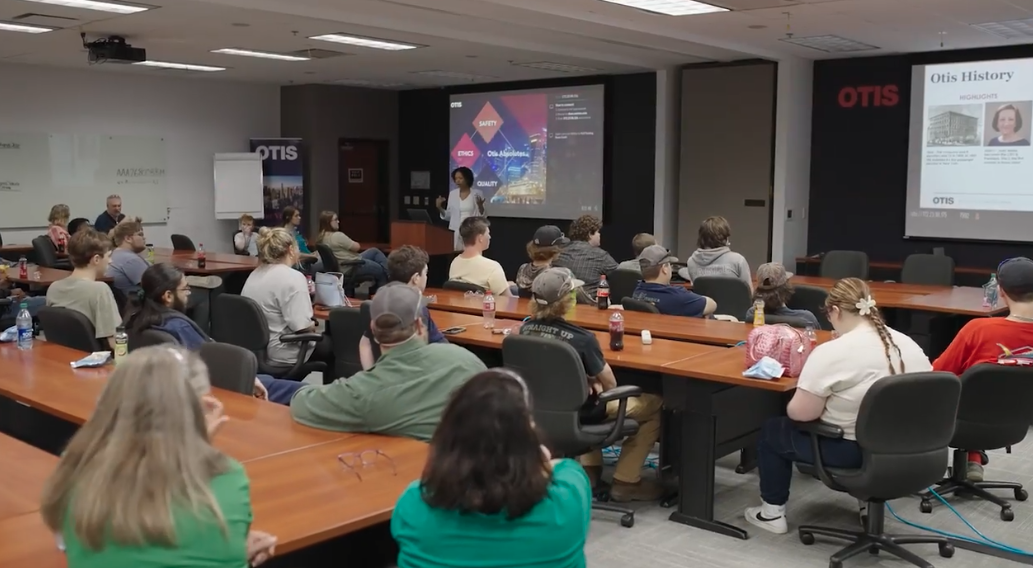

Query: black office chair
[502,334,643,528]
[37,307,106,353]
[797,371,961,568]
[171,234,196,252]
[788,285,832,331]
[328,305,367,380]
[31,236,70,269]
[443,280,485,293]
[621,297,659,314]
[918,364,1032,521]
[210,294,326,381]
[691,276,752,320]
[764,314,813,329]
[199,342,258,395]
[0,297,15,331]
[607,269,641,306]
[314,244,375,298]
[109,286,130,317]
[128,328,177,351]
[820,250,869,280]
[900,254,955,286]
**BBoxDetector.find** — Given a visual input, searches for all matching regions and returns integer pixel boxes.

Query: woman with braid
[745,278,931,535]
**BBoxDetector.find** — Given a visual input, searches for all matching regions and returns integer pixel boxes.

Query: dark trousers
[758,416,863,506]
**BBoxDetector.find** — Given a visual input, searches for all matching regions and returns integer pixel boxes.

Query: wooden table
[0,513,64,568]
[153,247,261,268]
[795,256,991,276]
[161,257,257,275]
[0,245,34,256]
[0,435,57,522]
[898,287,1005,317]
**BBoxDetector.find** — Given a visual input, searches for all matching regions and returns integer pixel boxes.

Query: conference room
[2,0,1033,567]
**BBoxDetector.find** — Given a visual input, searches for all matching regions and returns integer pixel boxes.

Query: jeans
[758,416,863,506]
[257,374,308,405]
[2,295,46,319]
[356,248,388,287]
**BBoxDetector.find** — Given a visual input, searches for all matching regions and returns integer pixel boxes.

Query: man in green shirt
[290,284,486,440]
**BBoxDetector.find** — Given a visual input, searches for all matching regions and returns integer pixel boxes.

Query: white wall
[0,63,280,252]
[770,56,813,265]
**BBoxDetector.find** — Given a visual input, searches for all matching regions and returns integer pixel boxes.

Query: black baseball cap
[533,225,570,247]
[998,257,1033,297]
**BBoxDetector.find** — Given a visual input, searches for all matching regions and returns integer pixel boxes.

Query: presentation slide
[448,85,604,220]
[905,57,1033,242]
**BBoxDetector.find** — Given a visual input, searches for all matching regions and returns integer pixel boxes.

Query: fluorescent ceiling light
[134,60,225,72]
[598,0,727,16]
[512,61,600,73]
[779,34,878,53]
[212,48,310,61]
[309,33,420,51]
[412,70,497,81]
[22,0,149,14]
[332,78,406,88]
[0,21,53,33]
[971,18,1033,39]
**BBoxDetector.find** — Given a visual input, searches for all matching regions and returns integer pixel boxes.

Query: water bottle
[114,325,128,364]
[596,274,610,310]
[805,325,817,345]
[752,299,765,326]
[146,243,155,263]
[16,302,32,351]
[306,274,315,296]
[197,243,207,268]
[482,291,496,329]
[983,273,999,308]
[18,256,27,280]
[608,311,624,351]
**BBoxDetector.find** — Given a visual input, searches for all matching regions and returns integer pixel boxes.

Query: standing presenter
[436,167,486,251]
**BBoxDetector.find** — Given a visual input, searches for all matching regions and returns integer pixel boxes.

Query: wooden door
[338,140,388,243]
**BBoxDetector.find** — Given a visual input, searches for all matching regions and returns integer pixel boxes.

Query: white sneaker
[745,506,788,535]
[857,499,868,528]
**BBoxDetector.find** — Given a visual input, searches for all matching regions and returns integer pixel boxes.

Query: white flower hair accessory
[855,296,876,316]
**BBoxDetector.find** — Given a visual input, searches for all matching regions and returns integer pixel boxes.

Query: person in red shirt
[933,256,1033,481]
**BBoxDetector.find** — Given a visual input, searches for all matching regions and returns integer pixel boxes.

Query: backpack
[745,324,813,377]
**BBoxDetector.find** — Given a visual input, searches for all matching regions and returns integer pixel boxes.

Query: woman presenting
[436,167,486,251]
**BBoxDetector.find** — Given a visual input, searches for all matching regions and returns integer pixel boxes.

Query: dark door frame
[338,138,391,243]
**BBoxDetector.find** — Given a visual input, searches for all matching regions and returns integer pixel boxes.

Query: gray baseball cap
[756,262,793,287]
[370,282,422,328]
[531,267,584,305]
[637,244,681,270]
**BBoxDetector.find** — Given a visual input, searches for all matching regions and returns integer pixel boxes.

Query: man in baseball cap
[515,226,579,299]
[290,282,486,440]
[745,262,821,328]
[630,245,715,318]
[519,267,665,501]
[532,225,570,247]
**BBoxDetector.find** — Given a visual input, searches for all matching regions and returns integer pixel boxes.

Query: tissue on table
[743,356,785,380]
[0,326,16,343]
[71,352,112,368]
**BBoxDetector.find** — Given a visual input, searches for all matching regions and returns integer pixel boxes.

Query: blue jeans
[257,374,308,405]
[356,248,388,287]
[758,416,863,506]
[2,295,45,319]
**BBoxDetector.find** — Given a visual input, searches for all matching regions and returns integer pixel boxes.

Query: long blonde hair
[826,278,905,375]
[256,226,296,265]
[40,347,229,550]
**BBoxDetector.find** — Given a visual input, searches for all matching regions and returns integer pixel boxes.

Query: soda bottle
[596,274,610,310]
[113,325,128,364]
[16,302,33,351]
[752,299,765,326]
[609,311,624,351]
[18,256,27,280]
[983,273,998,309]
[482,290,496,329]
[57,234,66,254]
[197,243,207,268]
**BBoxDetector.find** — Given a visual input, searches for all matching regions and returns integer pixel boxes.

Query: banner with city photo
[249,138,304,227]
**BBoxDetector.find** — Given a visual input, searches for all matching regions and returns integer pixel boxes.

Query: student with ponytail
[745,277,931,535]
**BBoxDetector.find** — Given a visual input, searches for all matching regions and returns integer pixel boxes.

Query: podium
[390,221,455,255]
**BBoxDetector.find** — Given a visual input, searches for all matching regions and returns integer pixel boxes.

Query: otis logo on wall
[838,85,899,108]
[250,138,304,227]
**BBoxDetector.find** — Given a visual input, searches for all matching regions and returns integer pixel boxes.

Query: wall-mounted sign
[838,85,899,108]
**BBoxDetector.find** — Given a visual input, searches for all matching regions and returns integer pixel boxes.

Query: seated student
[241,227,334,375]
[47,204,71,248]
[520,267,665,501]
[744,262,821,328]
[281,205,322,272]
[679,216,752,291]
[616,232,656,273]
[745,278,931,534]
[41,346,277,568]
[314,210,388,287]
[392,370,591,568]
[105,220,150,295]
[448,216,513,296]
[291,284,486,439]
[554,214,618,302]
[515,225,593,302]
[68,217,92,235]
[933,256,1033,481]
[358,245,446,370]
[233,213,259,256]
[1,273,46,320]
[46,229,122,350]
[125,263,305,405]
[631,245,715,317]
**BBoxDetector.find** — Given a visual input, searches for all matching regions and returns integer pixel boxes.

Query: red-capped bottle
[197,243,206,268]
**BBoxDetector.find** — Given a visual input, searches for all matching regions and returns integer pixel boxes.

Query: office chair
[0,297,15,331]
[764,314,813,328]
[198,342,258,395]
[819,251,870,280]
[210,294,326,381]
[691,276,752,320]
[171,234,196,252]
[502,334,644,528]
[128,329,177,351]
[37,307,106,353]
[918,364,1032,521]
[900,254,955,286]
[109,286,130,317]
[328,305,367,381]
[314,244,375,298]
[606,269,641,306]
[788,285,832,331]
[443,280,485,293]
[796,371,961,568]
[31,236,70,269]
[621,297,659,314]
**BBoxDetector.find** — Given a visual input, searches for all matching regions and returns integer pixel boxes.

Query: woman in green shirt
[392,369,592,568]
[40,346,278,568]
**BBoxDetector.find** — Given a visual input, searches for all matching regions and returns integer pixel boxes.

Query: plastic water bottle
[983,273,999,309]
[114,325,128,365]
[197,243,207,269]
[16,302,33,351]
[805,325,817,345]
[146,243,155,263]
[482,291,496,329]
[596,274,610,310]
[752,299,765,326]
[608,311,624,351]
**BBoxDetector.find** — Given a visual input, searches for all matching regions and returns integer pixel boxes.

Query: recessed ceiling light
[971,18,1033,39]
[22,0,149,14]
[411,70,497,81]
[598,0,728,16]
[309,33,420,51]
[212,48,310,61]
[0,21,54,33]
[779,34,878,53]
[332,78,407,88]
[511,61,600,73]
[134,60,225,72]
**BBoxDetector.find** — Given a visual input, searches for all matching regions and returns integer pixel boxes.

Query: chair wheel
[939,542,955,558]
[919,500,933,514]
[1001,508,1014,522]
[868,545,879,555]
[660,496,677,508]
[829,560,842,568]
[620,514,634,528]
[799,531,815,545]
[1015,489,1028,502]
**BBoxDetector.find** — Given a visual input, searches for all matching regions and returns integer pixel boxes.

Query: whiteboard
[0,132,168,228]
[213,153,263,220]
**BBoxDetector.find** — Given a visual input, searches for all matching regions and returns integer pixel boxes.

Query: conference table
[782,276,1004,316]
[1,266,112,287]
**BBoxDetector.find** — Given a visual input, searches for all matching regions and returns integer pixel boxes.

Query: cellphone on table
[441,326,467,335]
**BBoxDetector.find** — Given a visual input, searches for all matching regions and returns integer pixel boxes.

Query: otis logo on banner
[838,85,899,108]
[253,145,298,161]
[250,138,304,227]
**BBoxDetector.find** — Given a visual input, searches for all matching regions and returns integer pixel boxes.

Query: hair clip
[855,296,876,316]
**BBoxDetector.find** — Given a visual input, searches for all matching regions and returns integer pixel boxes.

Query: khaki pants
[581,393,663,483]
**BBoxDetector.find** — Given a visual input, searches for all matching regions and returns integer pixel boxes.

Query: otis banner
[250,138,304,227]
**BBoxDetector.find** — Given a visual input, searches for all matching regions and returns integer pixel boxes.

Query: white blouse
[440,188,486,250]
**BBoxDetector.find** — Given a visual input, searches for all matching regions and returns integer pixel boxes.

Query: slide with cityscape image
[449,85,604,220]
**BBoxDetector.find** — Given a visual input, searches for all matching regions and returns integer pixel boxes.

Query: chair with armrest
[198,342,258,395]
[502,334,643,528]
[918,364,1032,520]
[606,269,641,306]
[764,314,813,329]
[0,297,14,330]
[210,294,325,381]
[795,371,961,568]
[327,305,366,380]
[37,307,107,353]
[819,250,870,280]
[690,276,752,320]
[787,285,832,331]
[128,329,177,351]
[443,280,485,293]
[900,254,955,286]
[171,234,196,252]
[314,244,375,298]
[31,236,71,270]
[621,297,659,314]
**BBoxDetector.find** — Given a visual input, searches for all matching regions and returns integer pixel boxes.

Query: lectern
[390,221,454,255]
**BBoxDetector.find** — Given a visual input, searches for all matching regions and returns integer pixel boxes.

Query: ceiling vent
[286,48,349,59]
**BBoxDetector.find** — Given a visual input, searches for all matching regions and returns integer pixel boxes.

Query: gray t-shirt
[241,263,314,365]
[616,259,642,274]
[105,248,150,294]
[45,277,121,339]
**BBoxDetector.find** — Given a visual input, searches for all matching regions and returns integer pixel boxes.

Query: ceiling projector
[83,34,146,64]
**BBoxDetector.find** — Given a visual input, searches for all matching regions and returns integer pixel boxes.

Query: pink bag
[745,324,813,377]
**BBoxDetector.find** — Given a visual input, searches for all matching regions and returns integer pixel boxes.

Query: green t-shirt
[391,458,591,568]
[62,459,252,568]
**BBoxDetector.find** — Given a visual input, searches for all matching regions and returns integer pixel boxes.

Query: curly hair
[568,215,602,242]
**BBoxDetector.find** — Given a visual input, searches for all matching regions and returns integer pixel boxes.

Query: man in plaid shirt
[554,215,618,302]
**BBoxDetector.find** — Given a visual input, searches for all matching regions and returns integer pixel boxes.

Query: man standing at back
[631,245,715,318]
[448,217,513,296]
[554,214,618,301]
[94,195,126,235]
[45,229,121,350]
